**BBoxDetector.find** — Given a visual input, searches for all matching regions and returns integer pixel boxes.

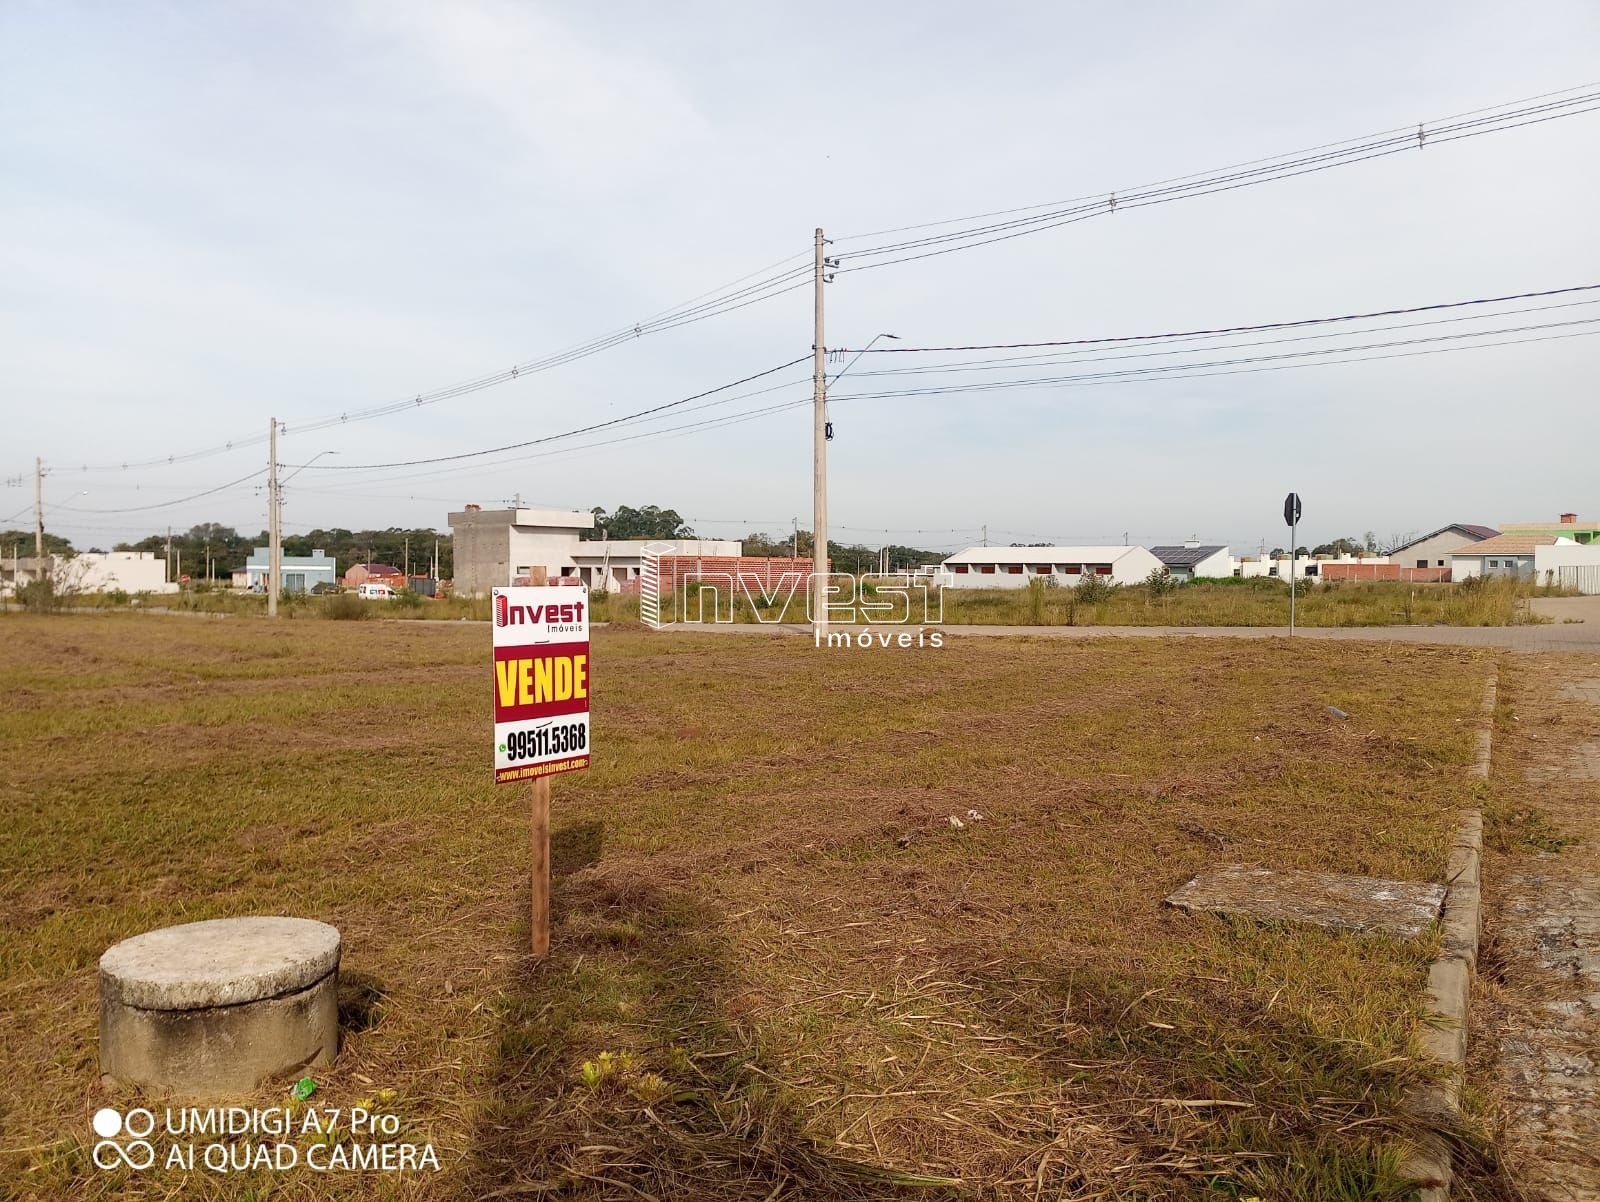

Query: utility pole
[404,535,410,580]
[433,537,439,582]
[33,457,44,560]
[812,226,829,638]
[792,517,798,560]
[267,416,280,618]
[165,527,173,580]
[981,524,987,547]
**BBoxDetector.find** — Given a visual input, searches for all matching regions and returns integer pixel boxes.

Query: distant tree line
[0,529,74,558]
[2,523,454,580]
[740,528,945,574]
[1267,531,1419,558]
[579,505,947,573]
[12,502,954,582]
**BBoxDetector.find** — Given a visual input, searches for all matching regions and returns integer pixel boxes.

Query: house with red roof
[343,562,405,590]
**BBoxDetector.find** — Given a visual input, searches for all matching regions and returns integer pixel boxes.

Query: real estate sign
[491,587,590,783]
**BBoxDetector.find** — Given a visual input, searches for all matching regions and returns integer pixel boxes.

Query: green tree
[109,523,453,580]
[117,524,254,579]
[0,529,73,557]
[585,505,694,541]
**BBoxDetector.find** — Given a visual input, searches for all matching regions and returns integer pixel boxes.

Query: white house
[1,550,176,597]
[1387,524,1499,570]
[1150,544,1232,581]
[1235,556,1318,580]
[447,505,740,594]
[939,545,1164,589]
[1449,533,1555,579]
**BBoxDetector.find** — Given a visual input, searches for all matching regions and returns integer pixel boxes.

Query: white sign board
[491,587,590,783]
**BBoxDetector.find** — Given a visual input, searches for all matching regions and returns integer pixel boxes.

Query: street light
[268,451,338,613]
[811,331,900,642]
[280,450,339,486]
[827,332,899,390]
[824,333,898,442]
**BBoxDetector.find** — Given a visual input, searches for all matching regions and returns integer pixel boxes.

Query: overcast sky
[3,1,1597,555]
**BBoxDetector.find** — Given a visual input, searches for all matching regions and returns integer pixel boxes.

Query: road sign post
[492,567,591,956]
[1283,492,1302,635]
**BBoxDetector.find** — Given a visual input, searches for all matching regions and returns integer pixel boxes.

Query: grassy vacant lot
[938,577,1544,628]
[664,575,1545,628]
[0,614,1504,1200]
[34,572,1550,629]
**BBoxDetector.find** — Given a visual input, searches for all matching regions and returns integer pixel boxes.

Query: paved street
[682,596,1600,652]
[1491,664,1600,1197]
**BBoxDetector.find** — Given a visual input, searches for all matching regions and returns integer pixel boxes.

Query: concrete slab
[1164,864,1445,938]
[100,917,340,1010]
[1557,679,1600,706]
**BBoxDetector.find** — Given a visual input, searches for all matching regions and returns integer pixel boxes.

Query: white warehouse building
[939,545,1165,588]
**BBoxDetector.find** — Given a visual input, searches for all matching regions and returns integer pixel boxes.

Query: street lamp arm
[827,332,899,391]
[280,451,339,485]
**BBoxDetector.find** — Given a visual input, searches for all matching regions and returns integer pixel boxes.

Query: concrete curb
[1401,669,1495,1200]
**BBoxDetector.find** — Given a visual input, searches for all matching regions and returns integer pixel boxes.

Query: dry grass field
[50,572,1549,630]
[0,613,1514,1200]
[938,577,1544,628]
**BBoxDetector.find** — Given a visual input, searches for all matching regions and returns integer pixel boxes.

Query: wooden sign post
[491,566,591,958]
[529,567,551,956]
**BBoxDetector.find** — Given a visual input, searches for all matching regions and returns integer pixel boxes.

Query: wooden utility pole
[33,457,44,560]
[267,417,280,618]
[812,227,828,638]
[528,564,551,956]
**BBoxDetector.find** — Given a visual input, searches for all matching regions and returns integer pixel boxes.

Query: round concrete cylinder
[100,917,341,1099]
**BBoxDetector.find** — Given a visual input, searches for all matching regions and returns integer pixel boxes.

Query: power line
[282,356,811,472]
[45,261,813,477]
[235,298,1600,497]
[32,289,1595,520]
[830,322,1600,402]
[832,81,1600,244]
[267,314,1595,499]
[845,297,1600,382]
[17,85,1597,487]
[834,90,1600,272]
[833,283,1600,356]
[52,469,268,515]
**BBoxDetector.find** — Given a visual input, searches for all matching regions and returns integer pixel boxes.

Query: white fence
[1557,565,1600,595]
